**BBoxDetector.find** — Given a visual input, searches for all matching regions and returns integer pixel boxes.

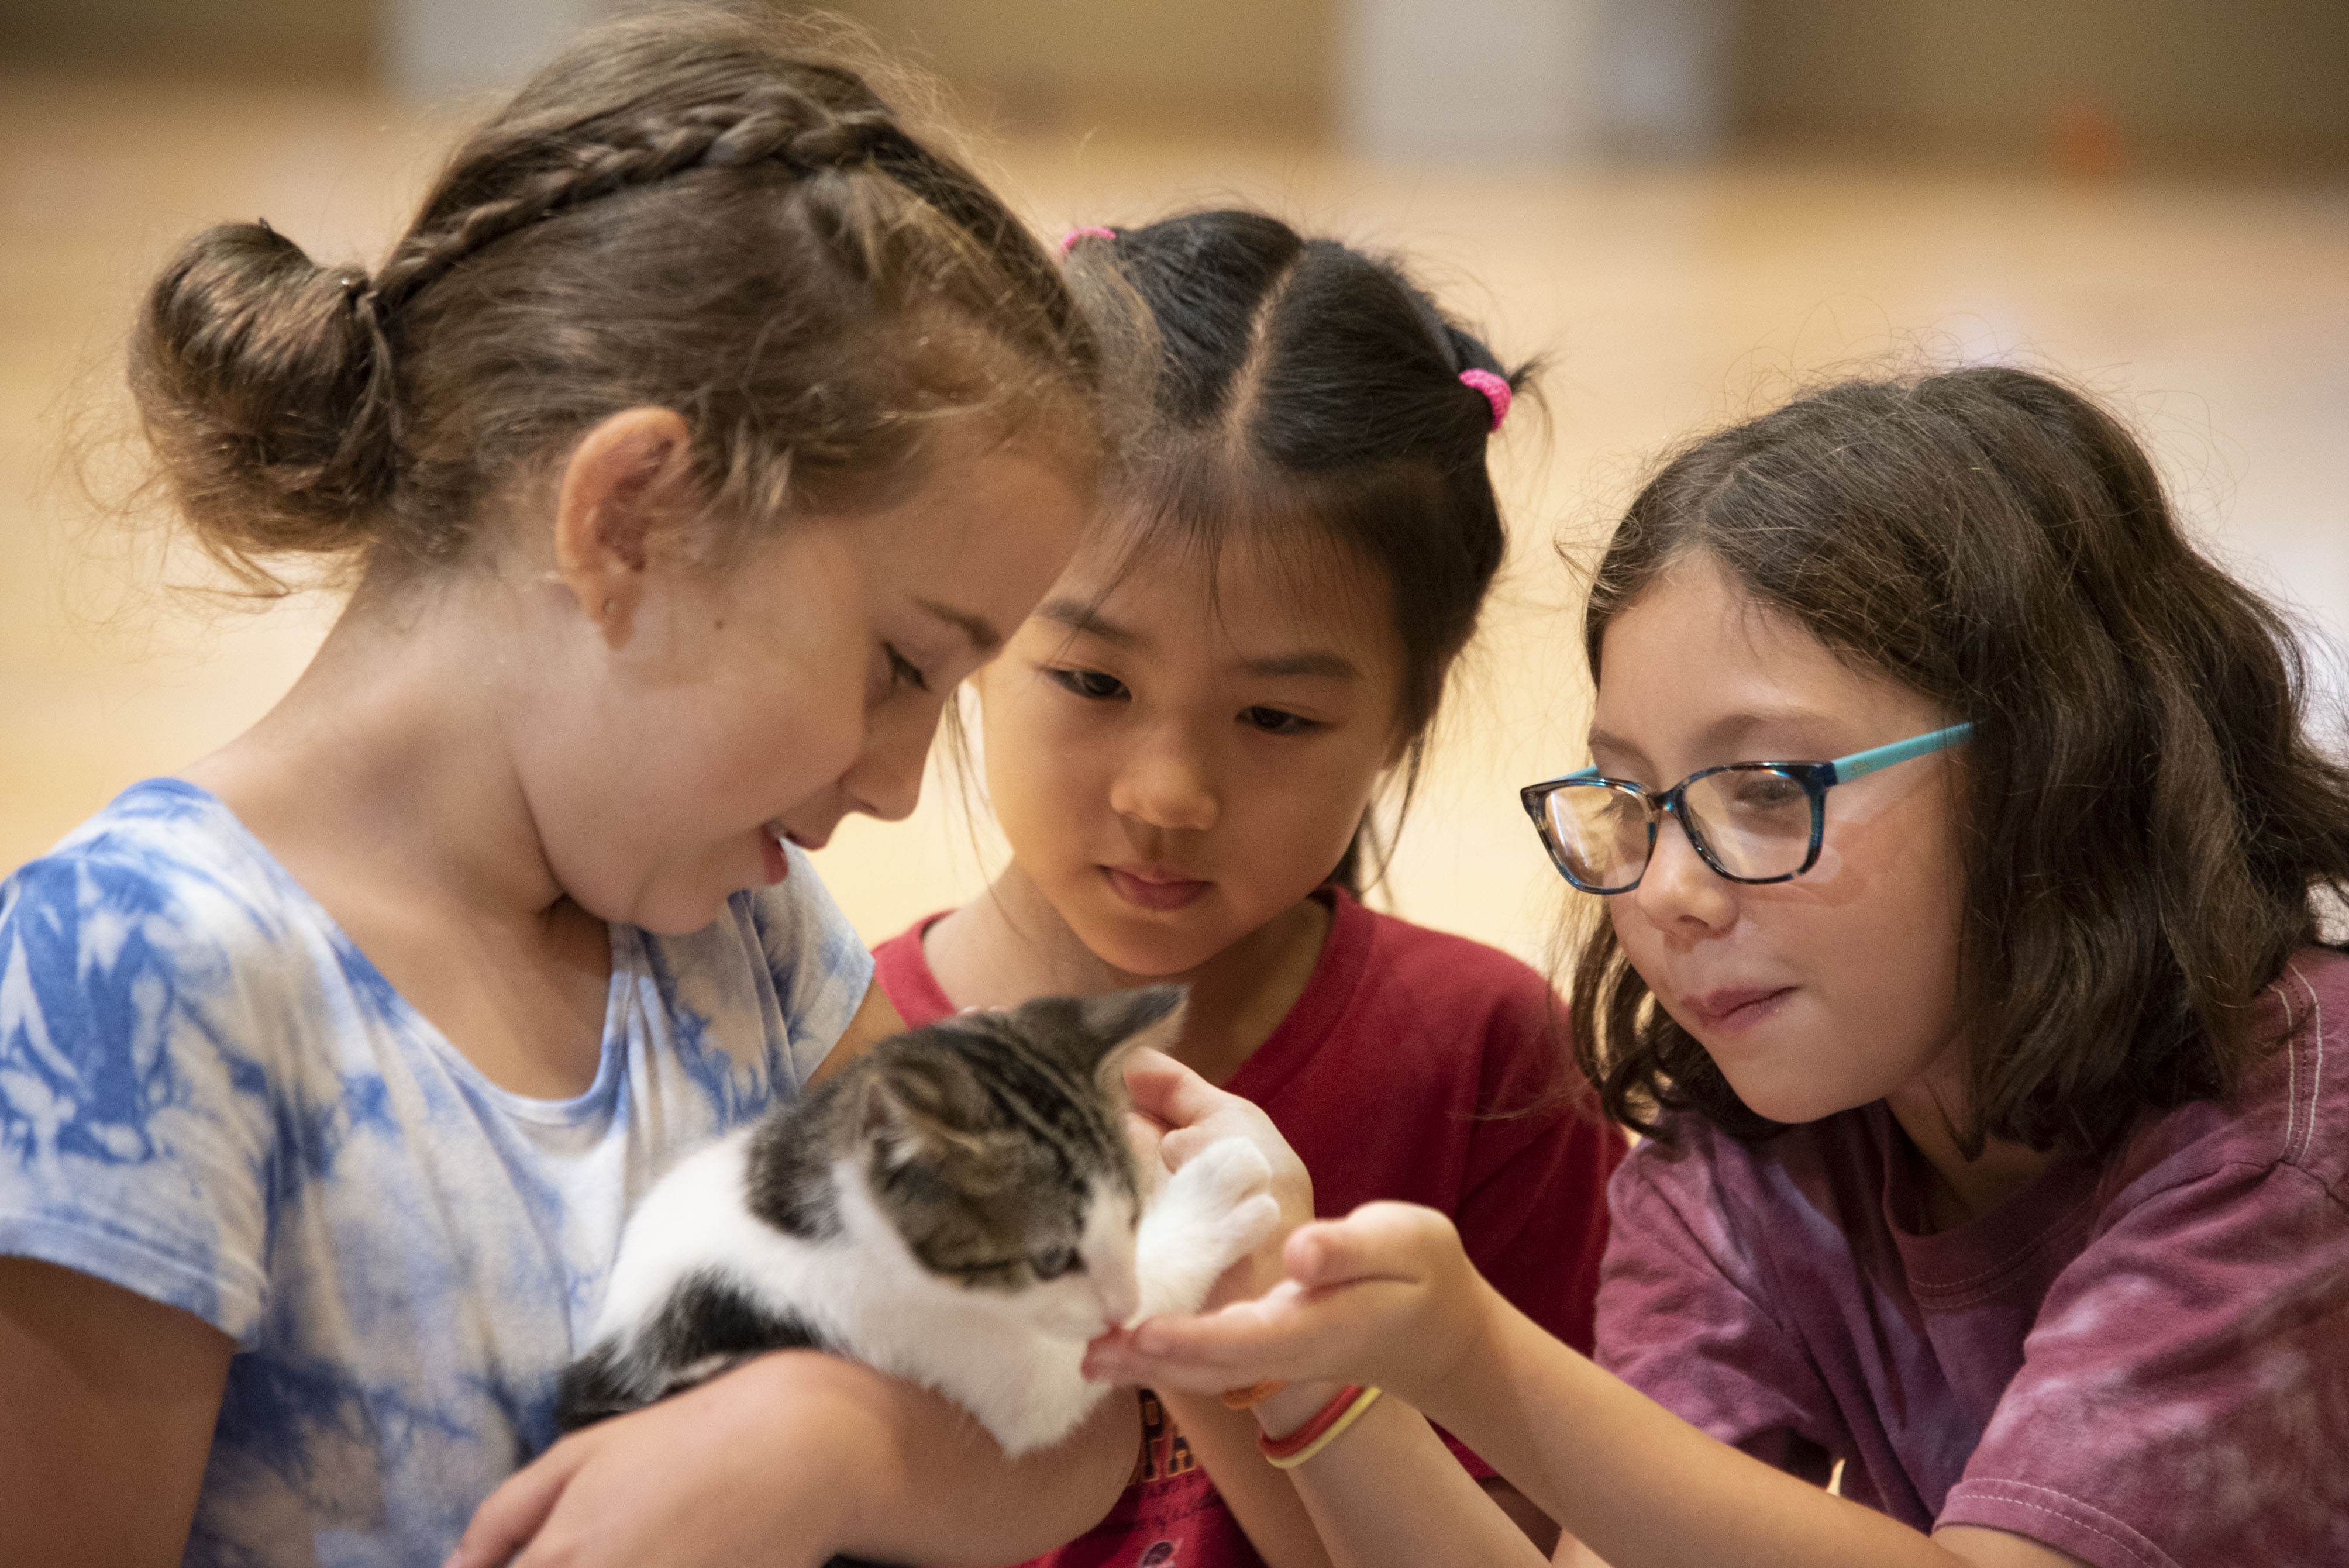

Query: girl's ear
[550,406,699,648]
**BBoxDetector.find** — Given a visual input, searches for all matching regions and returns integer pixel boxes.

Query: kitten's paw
[1217,1191,1281,1260]
[1165,1136,1273,1219]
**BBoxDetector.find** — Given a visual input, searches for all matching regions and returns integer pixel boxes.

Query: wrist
[1397,1272,1516,1430]
[1251,1379,1347,1441]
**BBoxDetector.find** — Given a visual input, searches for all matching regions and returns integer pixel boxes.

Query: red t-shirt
[873,890,1624,1568]
[1597,948,2349,1568]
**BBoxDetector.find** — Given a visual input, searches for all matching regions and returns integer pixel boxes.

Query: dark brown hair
[1060,210,1530,892]
[129,6,1098,594]
[1571,366,2349,1156]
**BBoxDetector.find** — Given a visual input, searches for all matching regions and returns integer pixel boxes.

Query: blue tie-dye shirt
[0,778,875,1566]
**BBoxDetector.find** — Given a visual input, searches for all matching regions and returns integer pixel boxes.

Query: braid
[374,85,908,315]
[126,9,1100,594]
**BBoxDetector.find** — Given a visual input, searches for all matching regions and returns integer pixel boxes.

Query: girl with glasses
[1089,366,2349,1568]
[879,209,1624,1568]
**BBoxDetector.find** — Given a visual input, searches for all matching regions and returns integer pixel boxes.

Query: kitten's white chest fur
[585,1125,1277,1456]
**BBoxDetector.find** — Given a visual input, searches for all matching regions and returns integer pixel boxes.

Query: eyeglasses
[1520,723,1972,894]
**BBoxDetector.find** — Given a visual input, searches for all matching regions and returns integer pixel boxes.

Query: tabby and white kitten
[557,986,1278,1457]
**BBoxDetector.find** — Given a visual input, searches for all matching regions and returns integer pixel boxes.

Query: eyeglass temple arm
[1823,722,1975,785]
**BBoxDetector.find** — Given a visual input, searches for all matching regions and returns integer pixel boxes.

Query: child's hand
[446,1353,877,1568]
[1122,1047,1314,1309]
[1083,1201,1494,1412]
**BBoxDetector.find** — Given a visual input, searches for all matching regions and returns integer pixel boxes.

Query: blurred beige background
[4,1,2346,967]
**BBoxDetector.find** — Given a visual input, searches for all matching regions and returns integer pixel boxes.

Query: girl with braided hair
[0,10,1207,1566]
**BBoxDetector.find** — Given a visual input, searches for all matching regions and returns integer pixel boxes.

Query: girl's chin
[1065,907,1224,981]
[1709,1059,1872,1127]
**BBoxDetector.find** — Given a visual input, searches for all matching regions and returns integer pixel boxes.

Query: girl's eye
[1239,705,1317,736]
[1028,1245,1083,1280]
[1045,667,1128,701]
[886,646,930,694]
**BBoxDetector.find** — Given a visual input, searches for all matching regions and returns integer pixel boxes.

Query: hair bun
[130,221,397,583]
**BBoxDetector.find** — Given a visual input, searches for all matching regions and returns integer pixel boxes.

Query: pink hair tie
[1458,368,1512,432]
[1058,225,1117,253]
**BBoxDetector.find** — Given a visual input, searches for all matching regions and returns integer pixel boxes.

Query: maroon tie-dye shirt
[1596,949,2349,1568]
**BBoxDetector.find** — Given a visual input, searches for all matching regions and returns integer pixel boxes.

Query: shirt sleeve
[1941,1158,2349,1568]
[1593,1135,1842,1487]
[0,851,276,1343]
[745,842,876,1087]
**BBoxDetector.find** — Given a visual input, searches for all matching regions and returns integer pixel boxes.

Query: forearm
[1417,1287,2007,1568]
[1155,1389,1334,1568]
[834,1371,1139,1564]
[1254,1381,1545,1568]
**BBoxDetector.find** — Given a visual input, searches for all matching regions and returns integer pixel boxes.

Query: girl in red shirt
[872,210,1623,1568]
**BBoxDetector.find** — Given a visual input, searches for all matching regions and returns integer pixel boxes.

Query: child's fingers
[1084,1297,1301,1390]
[1285,1202,1457,1289]
[442,1437,587,1568]
[1120,1046,1227,1134]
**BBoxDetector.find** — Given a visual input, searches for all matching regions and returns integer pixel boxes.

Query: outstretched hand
[1082,1200,1494,1412]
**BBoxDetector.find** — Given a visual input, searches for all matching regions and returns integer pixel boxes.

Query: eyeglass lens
[1542,768,1814,889]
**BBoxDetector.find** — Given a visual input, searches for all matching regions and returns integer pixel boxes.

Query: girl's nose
[843,704,932,823]
[1631,808,1736,930]
[1108,724,1219,833]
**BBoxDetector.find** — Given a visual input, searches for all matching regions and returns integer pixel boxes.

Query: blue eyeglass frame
[1518,722,1974,893]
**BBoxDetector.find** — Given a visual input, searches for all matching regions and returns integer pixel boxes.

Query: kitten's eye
[1239,705,1317,736]
[1027,1246,1083,1280]
[1045,667,1127,702]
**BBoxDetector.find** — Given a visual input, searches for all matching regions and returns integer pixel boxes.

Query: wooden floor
[6,72,2347,964]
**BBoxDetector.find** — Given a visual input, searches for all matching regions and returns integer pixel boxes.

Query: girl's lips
[1103,864,1210,912]
[1684,985,1795,1032]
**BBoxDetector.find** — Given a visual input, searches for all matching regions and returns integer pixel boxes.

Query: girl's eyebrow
[1037,597,1136,647]
[1587,709,1845,764]
[917,597,1004,654]
[1237,650,1359,680]
[1585,726,1648,768]
[1036,597,1357,678]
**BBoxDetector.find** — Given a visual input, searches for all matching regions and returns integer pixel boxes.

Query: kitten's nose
[1095,1276,1140,1329]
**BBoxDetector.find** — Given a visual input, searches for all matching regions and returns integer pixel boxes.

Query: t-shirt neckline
[132,777,633,1125]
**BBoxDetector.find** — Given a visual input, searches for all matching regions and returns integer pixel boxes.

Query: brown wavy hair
[128,6,1098,594]
[1570,366,2349,1156]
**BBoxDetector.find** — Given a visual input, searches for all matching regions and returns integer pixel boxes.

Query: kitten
[556,986,1279,1460]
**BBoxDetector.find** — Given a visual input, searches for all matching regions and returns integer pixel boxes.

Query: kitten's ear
[859,1071,986,1169]
[1076,985,1189,1087]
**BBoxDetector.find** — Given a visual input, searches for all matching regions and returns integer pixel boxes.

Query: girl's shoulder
[1325,891,1555,1017]
[2105,946,2349,1204]
[1258,892,1572,1119]
[1,778,320,995]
